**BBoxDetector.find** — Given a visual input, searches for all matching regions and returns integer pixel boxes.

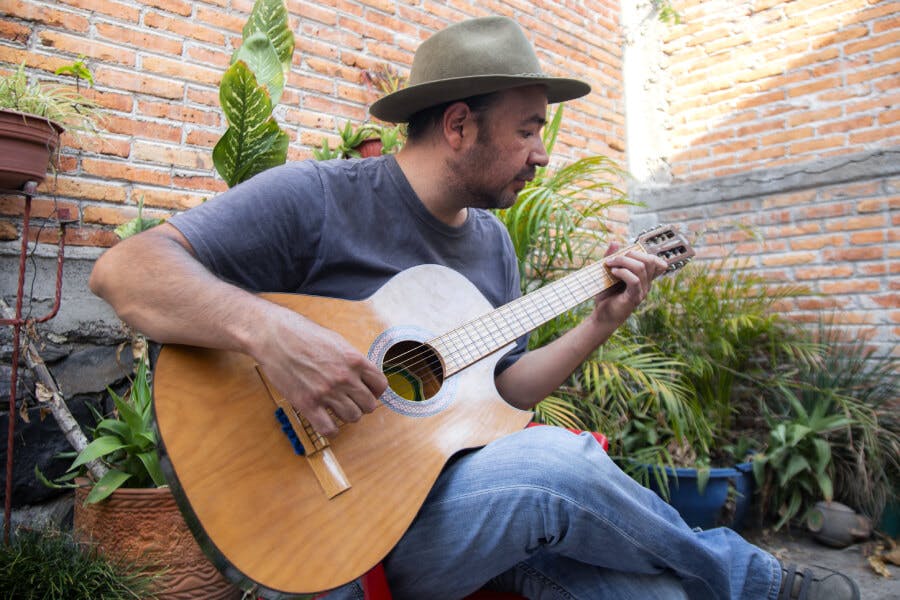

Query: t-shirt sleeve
[167,163,325,292]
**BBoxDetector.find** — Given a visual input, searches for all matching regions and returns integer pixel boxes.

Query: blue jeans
[325,426,782,600]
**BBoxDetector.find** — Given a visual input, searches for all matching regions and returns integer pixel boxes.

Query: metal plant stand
[1,180,69,543]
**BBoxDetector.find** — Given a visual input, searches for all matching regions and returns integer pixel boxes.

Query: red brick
[141,55,221,86]
[29,224,119,247]
[849,230,886,245]
[142,0,192,17]
[825,247,884,262]
[144,10,226,46]
[95,65,184,99]
[131,141,213,171]
[825,215,888,232]
[56,0,140,22]
[39,30,135,67]
[790,135,845,155]
[94,22,183,56]
[81,158,172,187]
[137,101,221,127]
[822,280,882,295]
[787,77,843,98]
[82,204,171,226]
[790,234,845,251]
[0,196,79,221]
[794,265,854,280]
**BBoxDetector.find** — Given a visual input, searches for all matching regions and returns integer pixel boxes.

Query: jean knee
[489,427,615,492]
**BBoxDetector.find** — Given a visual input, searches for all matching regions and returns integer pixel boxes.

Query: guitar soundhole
[381,340,444,402]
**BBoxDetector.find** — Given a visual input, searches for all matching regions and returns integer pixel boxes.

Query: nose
[529,137,549,167]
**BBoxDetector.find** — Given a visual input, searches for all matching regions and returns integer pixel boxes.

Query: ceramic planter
[355,137,383,158]
[74,483,240,599]
[645,462,755,531]
[0,109,64,191]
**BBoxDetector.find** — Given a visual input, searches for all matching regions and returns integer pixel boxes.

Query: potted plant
[0,60,98,191]
[313,120,404,160]
[548,252,826,531]
[39,350,240,599]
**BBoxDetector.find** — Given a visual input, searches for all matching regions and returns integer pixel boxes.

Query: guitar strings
[379,261,619,383]
[378,241,690,386]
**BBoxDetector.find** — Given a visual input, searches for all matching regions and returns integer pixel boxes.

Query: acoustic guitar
[152,224,694,596]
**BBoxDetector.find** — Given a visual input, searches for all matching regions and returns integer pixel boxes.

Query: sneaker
[779,564,860,600]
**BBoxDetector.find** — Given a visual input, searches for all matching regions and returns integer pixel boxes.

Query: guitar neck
[432,243,639,377]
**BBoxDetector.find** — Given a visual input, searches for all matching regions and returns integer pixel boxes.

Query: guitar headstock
[635,225,695,274]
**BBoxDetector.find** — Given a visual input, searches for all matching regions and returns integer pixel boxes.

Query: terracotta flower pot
[355,138,383,158]
[74,483,241,599]
[0,109,64,191]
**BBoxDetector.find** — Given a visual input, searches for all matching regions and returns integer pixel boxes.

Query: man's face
[449,86,550,210]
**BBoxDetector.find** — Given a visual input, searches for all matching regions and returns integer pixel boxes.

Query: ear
[441,102,475,150]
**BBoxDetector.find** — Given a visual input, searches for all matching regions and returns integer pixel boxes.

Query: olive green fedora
[369,16,591,123]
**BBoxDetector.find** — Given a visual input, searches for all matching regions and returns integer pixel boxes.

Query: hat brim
[369,75,591,123]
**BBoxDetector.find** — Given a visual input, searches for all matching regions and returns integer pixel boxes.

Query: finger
[361,363,389,399]
[304,404,340,437]
[327,394,364,424]
[346,385,379,415]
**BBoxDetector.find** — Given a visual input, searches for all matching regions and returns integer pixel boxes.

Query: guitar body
[153,264,533,595]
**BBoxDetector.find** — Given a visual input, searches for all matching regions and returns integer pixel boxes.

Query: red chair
[357,425,610,600]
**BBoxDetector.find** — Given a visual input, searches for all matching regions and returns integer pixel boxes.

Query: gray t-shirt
[168,155,527,371]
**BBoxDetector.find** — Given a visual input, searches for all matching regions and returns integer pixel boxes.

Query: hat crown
[409,16,543,86]
[368,16,590,123]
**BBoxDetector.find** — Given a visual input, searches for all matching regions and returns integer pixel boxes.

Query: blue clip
[274,407,306,456]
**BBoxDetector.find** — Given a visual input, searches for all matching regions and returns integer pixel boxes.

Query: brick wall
[662,0,898,181]
[631,0,898,357]
[0,0,624,251]
[1,0,896,355]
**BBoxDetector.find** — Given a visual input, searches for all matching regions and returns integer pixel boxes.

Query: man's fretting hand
[592,242,669,326]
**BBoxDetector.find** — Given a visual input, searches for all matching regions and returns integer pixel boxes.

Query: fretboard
[430,244,638,377]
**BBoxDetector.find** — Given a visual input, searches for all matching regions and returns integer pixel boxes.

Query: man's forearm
[89,224,270,355]
[495,315,622,410]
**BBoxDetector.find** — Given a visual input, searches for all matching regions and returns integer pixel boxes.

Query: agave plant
[766,325,900,527]
[37,357,165,504]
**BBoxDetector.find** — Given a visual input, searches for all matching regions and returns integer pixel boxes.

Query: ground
[745,527,900,599]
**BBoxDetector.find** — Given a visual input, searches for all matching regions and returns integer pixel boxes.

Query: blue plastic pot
[645,462,755,531]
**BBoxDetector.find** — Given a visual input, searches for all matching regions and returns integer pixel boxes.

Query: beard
[445,139,534,211]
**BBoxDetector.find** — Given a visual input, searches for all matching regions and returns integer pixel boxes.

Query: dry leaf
[868,554,893,578]
[35,382,53,403]
[885,546,900,567]
[18,402,30,423]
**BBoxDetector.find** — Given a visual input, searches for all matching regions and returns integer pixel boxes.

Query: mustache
[517,168,536,181]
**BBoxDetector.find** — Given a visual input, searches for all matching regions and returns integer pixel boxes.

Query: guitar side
[152,265,533,595]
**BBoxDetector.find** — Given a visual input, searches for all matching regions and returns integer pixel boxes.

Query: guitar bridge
[254,365,351,499]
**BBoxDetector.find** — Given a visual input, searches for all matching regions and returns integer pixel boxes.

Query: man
[90,15,859,600]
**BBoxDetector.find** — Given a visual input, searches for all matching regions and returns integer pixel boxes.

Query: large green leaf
[84,470,133,504]
[213,119,289,187]
[137,451,166,487]
[232,32,284,106]
[214,60,289,187]
[68,436,128,471]
[219,59,272,130]
[243,0,295,72]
